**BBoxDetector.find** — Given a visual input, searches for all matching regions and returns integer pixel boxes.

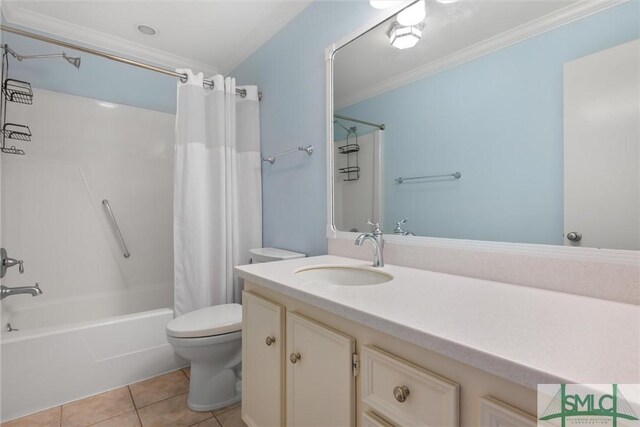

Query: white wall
[1,88,174,315]
[334,131,382,233]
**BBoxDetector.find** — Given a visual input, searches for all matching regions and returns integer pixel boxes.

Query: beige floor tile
[213,402,240,416]
[192,418,221,427]
[215,407,246,427]
[89,411,140,427]
[129,370,190,408]
[137,393,212,427]
[2,406,61,427]
[182,367,190,378]
[61,387,134,427]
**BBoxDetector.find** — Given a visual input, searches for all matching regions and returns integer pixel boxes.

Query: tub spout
[1,283,42,300]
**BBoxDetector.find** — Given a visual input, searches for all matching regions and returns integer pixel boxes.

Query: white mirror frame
[324,1,638,267]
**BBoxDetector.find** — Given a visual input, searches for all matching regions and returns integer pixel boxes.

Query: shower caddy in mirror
[337,122,360,181]
[1,44,33,155]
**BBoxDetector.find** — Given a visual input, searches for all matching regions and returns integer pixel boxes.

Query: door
[242,292,285,427]
[563,39,640,250]
[286,312,356,427]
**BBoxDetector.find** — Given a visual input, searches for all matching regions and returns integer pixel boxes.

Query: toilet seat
[167,303,242,338]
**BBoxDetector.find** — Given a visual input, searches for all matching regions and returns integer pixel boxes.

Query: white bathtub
[0,286,186,422]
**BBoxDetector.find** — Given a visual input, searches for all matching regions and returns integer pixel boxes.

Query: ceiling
[1,0,313,75]
[334,0,620,108]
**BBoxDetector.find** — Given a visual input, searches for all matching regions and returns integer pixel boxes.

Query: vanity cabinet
[242,292,356,427]
[361,346,459,427]
[241,286,536,426]
[286,312,356,426]
[242,292,285,427]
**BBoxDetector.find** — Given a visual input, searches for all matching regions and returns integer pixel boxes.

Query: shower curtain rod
[0,25,261,100]
[333,114,385,130]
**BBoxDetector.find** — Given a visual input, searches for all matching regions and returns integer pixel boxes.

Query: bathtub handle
[102,199,131,258]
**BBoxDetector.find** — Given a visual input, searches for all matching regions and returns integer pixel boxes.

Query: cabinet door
[479,397,536,427]
[242,292,285,427]
[286,312,356,427]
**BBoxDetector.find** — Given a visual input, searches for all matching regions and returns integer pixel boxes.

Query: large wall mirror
[331,0,639,250]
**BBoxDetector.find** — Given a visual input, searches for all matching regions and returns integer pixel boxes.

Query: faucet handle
[393,218,408,234]
[366,219,383,234]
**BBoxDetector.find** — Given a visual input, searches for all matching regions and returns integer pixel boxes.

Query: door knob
[566,231,582,242]
[393,385,410,403]
[290,352,301,364]
[265,336,276,346]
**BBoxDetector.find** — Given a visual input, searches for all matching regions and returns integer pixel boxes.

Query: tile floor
[3,368,246,427]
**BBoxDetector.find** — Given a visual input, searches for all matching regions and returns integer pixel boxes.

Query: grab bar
[395,171,461,184]
[101,199,130,258]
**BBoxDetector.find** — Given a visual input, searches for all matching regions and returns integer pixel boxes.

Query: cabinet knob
[265,336,276,346]
[290,352,301,364]
[566,231,582,242]
[393,385,410,403]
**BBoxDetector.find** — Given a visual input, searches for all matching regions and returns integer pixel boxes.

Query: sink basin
[295,265,393,286]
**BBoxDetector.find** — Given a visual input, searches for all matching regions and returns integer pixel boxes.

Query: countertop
[235,255,640,390]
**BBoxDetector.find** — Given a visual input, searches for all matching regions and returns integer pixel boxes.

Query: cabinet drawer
[362,411,395,427]
[361,346,459,427]
[479,397,536,427]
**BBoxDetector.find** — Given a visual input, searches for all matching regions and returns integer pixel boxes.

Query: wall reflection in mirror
[332,0,639,250]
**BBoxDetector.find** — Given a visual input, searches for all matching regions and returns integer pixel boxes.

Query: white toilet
[166,304,243,411]
[167,247,305,412]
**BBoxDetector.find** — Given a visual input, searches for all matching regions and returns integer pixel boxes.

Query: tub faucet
[355,220,384,267]
[1,283,42,300]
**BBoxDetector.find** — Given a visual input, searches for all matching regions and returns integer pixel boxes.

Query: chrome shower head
[63,53,81,69]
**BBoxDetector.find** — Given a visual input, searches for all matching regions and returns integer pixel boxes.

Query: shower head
[63,53,81,69]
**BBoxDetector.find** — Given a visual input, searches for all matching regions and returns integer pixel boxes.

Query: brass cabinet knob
[393,385,410,403]
[265,336,276,346]
[290,352,301,364]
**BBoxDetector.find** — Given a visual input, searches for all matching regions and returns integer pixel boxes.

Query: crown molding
[335,0,629,110]
[1,3,218,75]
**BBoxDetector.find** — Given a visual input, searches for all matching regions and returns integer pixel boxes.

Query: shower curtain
[174,70,262,317]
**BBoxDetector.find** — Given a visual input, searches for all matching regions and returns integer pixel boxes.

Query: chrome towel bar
[395,171,461,184]
[102,199,130,258]
[262,145,313,165]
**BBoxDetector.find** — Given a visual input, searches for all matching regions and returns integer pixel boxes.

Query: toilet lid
[167,304,242,338]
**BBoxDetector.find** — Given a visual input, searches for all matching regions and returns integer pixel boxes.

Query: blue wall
[232,1,382,256]
[1,29,177,113]
[334,2,639,245]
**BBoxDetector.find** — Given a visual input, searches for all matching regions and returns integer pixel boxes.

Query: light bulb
[397,1,426,26]
[369,1,399,9]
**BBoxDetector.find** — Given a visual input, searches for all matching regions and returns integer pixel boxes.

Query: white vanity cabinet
[361,346,459,427]
[242,292,356,427]
[286,312,356,426]
[242,292,285,427]
[241,286,536,426]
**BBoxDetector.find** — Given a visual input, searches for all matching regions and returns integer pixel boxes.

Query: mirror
[332,0,639,250]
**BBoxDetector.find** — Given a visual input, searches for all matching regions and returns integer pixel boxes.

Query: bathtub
[0,286,186,422]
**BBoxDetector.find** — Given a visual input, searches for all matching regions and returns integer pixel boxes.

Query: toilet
[166,304,243,411]
[167,247,304,411]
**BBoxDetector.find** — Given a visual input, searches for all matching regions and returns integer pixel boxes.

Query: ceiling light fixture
[137,24,157,36]
[397,1,426,26]
[369,1,400,9]
[388,24,422,50]
[436,0,458,3]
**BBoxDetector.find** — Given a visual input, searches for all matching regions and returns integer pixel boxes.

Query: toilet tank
[249,247,305,264]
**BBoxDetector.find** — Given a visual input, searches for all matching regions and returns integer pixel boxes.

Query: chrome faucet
[1,247,24,278]
[1,283,42,300]
[355,220,384,267]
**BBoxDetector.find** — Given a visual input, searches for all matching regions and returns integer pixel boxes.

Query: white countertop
[235,255,640,390]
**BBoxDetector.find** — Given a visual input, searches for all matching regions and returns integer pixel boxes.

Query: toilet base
[187,364,240,412]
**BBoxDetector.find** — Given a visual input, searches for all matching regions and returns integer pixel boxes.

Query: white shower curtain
[174,70,262,317]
